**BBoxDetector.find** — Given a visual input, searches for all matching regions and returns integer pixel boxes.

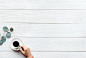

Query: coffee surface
[13,41,19,47]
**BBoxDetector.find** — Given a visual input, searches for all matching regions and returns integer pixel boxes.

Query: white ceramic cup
[10,38,24,51]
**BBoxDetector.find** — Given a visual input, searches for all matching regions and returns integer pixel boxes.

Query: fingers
[21,47,24,51]
[21,45,28,50]
[21,45,26,49]
[19,47,25,54]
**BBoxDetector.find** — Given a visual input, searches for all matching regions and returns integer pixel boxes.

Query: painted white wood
[1,52,86,58]
[1,37,86,51]
[1,23,86,37]
[1,0,86,58]
[0,20,2,35]
[0,0,86,9]
[0,51,25,58]
[31,52,86,58]
[1,10,86,23]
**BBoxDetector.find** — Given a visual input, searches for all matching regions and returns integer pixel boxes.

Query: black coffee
[13,41,19,47]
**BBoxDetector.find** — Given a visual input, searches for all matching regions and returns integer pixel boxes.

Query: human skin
[19,45,34,58]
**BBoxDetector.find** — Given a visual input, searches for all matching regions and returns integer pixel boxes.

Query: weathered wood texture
[1,36,86,52]
[1,10,86,23]
[1,52,86,58]
[0,0,86,9]
[0,0,86,58]
[1,23,86,37]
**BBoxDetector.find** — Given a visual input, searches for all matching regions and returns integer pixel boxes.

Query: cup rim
[10,38,24,51]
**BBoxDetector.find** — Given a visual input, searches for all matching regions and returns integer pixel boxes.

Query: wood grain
[0,0,86,9]
[1,0,86,57]
[1,23,86,37]
[1,37,86,51]
[1,52,86,58]
[0,51,25,58]
[1,10,86,23]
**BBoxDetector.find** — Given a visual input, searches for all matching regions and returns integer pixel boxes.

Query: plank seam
[12,36,86,38]
[4,22,80,24]
[1,51,86,52]
[1,9,86,10]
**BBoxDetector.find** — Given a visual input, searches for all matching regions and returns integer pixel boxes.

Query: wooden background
[0,0,86,58]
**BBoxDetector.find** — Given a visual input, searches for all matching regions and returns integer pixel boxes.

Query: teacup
[10,38,24,51]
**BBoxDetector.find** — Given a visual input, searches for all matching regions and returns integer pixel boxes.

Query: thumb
[19,47,25,54]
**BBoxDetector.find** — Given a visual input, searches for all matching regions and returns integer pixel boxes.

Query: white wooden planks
[1,23,86,51]
[31,52,86,58]
[1,10,86,23]
[0,0,86,9]
[23,38,86,51]
[32,52,86,58]
[1,37,86,51]
[1,0,86,57]
[0,51,25,58]
[1,52,86,58]
[1,23,86,37]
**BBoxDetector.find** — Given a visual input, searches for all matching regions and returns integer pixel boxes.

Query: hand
[19,45,34,58]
